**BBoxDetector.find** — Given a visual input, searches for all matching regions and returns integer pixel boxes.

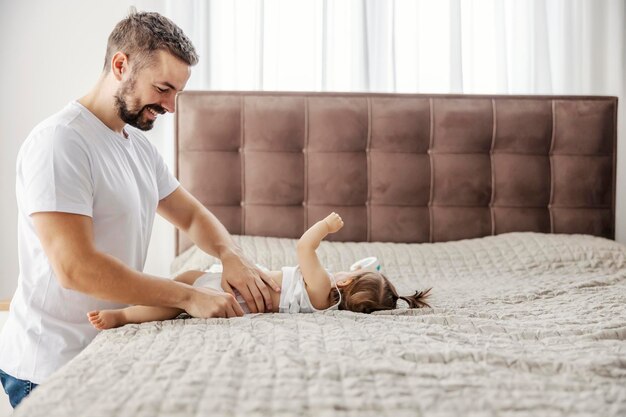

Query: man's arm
[157,186,280,313]
[296,212,344,309]
[32,211,243,318]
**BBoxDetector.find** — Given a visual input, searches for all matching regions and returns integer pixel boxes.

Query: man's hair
[103,8,198,72]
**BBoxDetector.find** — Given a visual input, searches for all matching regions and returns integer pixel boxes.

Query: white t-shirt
[0,101,179,384]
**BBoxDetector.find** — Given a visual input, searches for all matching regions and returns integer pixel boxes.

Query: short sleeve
[152,144,180,201]
[18,125,93,217]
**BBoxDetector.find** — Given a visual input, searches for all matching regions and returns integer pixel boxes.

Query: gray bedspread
[14,233,626,416]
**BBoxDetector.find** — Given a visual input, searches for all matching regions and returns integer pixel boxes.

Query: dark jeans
[0,369,37,408]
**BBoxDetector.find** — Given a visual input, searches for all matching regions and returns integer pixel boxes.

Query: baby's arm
[297,212,344,309]
[88,270,205,330]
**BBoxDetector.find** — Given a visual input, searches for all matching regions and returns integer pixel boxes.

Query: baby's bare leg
[88,270,206,330]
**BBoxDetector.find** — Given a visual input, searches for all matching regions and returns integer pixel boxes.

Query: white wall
[0,0,174,300]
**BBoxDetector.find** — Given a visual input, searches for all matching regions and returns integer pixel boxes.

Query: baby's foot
[87,309,127,330]
[324,212,344,233]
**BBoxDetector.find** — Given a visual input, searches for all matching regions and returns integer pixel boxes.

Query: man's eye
[156,87,167,93]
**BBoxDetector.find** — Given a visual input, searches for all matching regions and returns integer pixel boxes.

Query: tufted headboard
[174,92,617,255]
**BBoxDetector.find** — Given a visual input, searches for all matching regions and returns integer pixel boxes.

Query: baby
[88,212,431,329]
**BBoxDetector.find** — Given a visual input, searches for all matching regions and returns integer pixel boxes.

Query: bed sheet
[14,233,626,417]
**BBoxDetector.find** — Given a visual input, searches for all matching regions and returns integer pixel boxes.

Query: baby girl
[88,212,431,329]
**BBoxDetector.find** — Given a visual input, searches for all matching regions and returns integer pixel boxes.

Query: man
[0,10,279,408]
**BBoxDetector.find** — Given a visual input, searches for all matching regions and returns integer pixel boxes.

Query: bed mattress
[14,232,626,416]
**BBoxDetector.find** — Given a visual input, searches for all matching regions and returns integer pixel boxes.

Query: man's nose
[162,94,176,113]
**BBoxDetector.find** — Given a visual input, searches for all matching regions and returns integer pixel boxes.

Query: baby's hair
[330,272,431,314]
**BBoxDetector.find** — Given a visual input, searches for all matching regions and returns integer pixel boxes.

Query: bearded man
[0,10,279,408]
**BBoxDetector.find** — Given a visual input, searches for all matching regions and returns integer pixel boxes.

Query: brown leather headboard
[175,92,617,255]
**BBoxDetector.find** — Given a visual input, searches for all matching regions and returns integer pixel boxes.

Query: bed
[13,92,624,416]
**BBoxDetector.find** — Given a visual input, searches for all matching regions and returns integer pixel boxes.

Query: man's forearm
[186,206,241,261]
[64,250,192,309]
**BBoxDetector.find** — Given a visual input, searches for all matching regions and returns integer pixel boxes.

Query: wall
[0,0,173,300]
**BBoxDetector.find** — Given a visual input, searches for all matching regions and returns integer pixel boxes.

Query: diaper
[193,271,251,314]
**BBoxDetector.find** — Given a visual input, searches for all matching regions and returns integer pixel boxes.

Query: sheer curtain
[152,0,624,251]
[164,0,624,97]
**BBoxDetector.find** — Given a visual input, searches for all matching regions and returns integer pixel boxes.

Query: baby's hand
[324,212,344,233]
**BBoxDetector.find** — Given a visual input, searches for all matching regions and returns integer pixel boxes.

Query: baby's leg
[88,270,205,330]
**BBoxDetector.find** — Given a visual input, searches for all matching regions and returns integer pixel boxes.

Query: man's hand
[184,286,245,318]
[158,187,280,313]
[220,251,280,313]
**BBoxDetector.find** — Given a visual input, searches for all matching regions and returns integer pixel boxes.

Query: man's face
[114,50,191,131]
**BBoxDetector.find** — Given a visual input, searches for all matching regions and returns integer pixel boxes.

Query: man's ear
[111,52,129,81]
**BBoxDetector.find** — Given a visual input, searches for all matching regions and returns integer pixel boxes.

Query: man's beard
[114,77,165,131]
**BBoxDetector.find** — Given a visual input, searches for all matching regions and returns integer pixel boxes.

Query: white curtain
[163,0,625,97]
[148,0,625,254]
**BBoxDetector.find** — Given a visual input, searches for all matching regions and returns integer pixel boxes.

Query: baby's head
[330,271,431,314]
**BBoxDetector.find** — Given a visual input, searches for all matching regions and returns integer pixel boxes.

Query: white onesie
[278,266,340,313]
[194,265,340,314]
